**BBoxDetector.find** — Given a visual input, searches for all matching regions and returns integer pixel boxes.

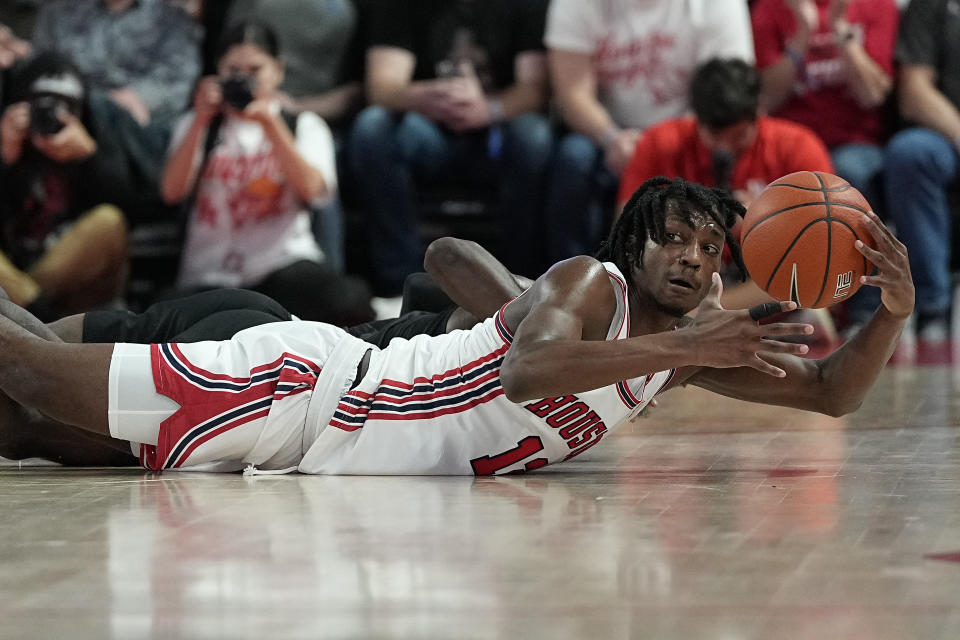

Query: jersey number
[470,436,547,475]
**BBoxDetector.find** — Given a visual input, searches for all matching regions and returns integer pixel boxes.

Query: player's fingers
[860,274,896,289]
[748,301,786,321]
[854,239,892,268]
[703,272,723,308]
[757,339,810,356]
[863,211,906,255]
[758,322,815,337]
[748,355,787,378]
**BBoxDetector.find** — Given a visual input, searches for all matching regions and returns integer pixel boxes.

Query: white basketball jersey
[299,263,677,475]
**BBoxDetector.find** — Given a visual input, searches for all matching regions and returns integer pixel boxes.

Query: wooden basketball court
[1,339,959,639]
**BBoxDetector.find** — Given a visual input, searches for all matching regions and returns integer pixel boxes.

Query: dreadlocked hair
[595,176,747,286]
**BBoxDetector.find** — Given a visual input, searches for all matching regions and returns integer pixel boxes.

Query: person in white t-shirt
[543,0,755,268]
[160,21,374,326]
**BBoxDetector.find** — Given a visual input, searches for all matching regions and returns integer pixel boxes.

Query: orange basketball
[740,171,876,309]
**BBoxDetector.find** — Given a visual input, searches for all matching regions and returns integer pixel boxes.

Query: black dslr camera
[221,74,256,111]
[29,95,68,136]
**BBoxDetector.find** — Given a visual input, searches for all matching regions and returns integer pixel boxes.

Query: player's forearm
[501,332,694,402]
[817,305,907,415]
[160,117,207,204]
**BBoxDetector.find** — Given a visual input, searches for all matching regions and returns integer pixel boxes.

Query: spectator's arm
[898,63,960,145]
[160,115,208,204]
[833,5,898,110]
[549,48,616,143]
[754,7,814,113]
[365,45,438,114]
[0,24,30,69]
[490,51,549,119]
[286,82,364,121]
[257,111,329,203]
[837,37,892,109]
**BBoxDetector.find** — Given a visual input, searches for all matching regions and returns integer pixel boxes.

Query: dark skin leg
[0,313,113,436]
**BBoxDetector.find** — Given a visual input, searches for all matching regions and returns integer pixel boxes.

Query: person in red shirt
[751,0,899,332]
[618,58,833,210]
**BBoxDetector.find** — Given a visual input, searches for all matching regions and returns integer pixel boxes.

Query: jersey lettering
[524,395,577,418]
[524,395,610,452]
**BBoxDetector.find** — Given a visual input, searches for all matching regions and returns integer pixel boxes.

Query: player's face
[633,211,725,316]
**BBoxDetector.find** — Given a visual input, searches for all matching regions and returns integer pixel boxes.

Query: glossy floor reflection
[2,366,960,639]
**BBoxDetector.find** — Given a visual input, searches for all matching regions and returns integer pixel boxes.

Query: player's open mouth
[668,278,695,290]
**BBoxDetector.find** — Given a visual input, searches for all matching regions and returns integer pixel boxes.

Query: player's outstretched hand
[686,273,814,377]
[854,211,914,319]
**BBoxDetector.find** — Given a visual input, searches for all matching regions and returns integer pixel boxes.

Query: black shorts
[83,289,293,343]
[345,308,455,348]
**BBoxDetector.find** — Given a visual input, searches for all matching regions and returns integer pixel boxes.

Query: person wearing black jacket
[0,52,165,320]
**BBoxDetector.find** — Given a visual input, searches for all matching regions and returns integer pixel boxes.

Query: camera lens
[221,75,255,111]
[29,96,66,136]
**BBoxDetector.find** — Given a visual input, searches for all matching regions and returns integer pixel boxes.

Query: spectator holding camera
[31,0,201,126]
[161,21,374,326]
[0,52,137,320]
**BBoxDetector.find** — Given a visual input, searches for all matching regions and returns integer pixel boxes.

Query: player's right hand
[686,273,814,377]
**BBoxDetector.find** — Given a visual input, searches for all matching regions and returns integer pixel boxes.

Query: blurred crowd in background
[0,0,954,348]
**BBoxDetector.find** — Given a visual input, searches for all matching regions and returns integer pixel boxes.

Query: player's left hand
[854,210,914,319]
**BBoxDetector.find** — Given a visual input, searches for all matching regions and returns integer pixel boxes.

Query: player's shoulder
[537,256,618,304]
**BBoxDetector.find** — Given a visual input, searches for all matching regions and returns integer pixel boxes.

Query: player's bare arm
[424,237,529,319]
[682,211,913,416]
[499,258,811,402]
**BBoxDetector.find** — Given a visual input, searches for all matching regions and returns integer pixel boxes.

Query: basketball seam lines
[763,218,827,292]
[768,183,853,193]
[812,172,832,308]
[760,217,867,299]
[741,201,870,244]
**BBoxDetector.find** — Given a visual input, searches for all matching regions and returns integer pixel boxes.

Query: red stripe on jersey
[372,370,500,406]
[167,344,321,384]
[607,269,629,339]
[366,386,505,421]
[377,345,508,392]
[169,407,272,468]
[168,343,286,383]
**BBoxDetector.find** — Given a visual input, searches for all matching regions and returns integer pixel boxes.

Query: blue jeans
[544,133,617,265]
[347,106,553,292]
[832,143,885,324]
[884,128,958,316]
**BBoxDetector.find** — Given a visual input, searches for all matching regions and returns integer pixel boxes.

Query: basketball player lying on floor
[0,238,523,465]
[0,177,913,475]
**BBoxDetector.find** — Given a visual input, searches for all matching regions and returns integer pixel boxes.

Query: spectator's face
[217,44,284,99]
[697,119,757,157]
